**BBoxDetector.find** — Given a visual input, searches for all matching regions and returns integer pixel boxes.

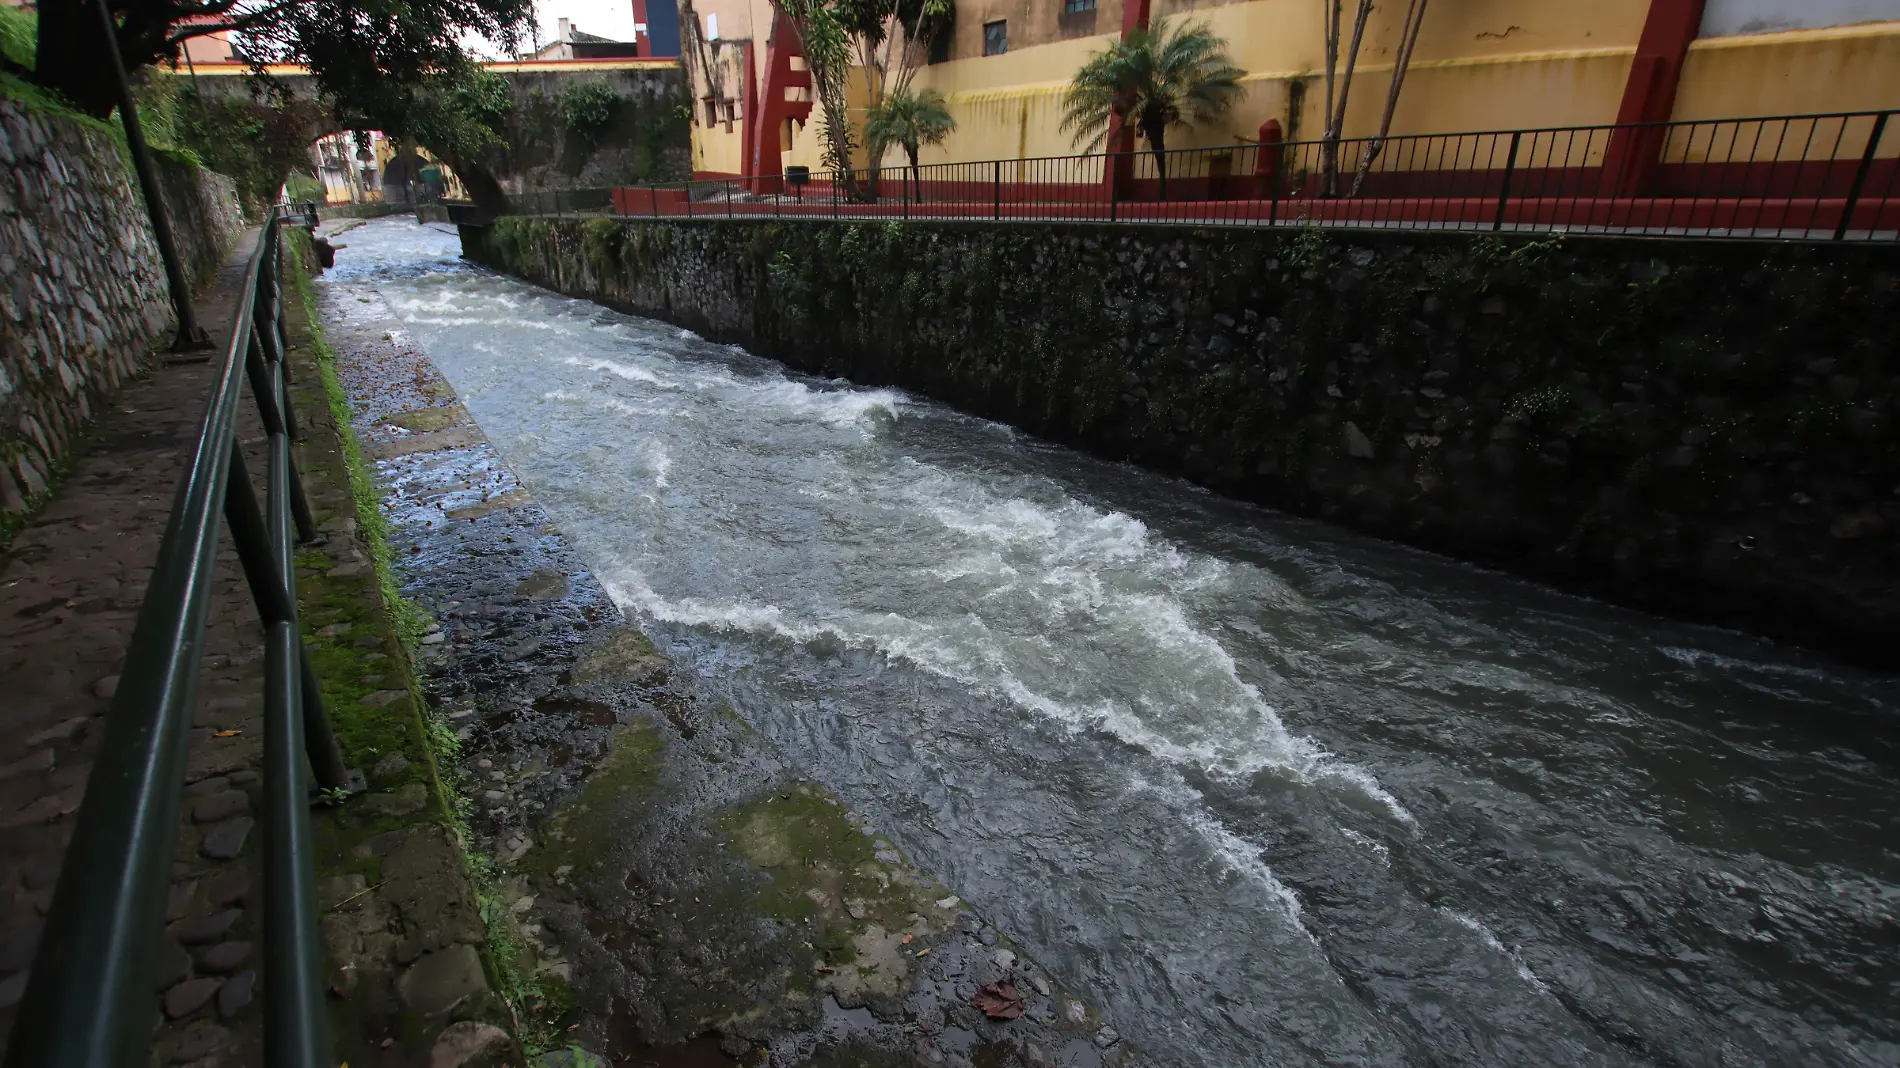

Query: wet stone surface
[318,226,1129,1066]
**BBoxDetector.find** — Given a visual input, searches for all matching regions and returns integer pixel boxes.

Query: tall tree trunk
[1350,0,1430,196]
[1144,120,1168,201]
[1320,0,1374,197]
[906,144,920,202]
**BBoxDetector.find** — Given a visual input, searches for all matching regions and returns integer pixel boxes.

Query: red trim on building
[1604,0,1708,194]
[746,12,814,194]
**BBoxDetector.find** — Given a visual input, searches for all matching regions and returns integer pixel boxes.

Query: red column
[632,0,652,58]
[1101,0,1153,203]
[1603,0,1707,195]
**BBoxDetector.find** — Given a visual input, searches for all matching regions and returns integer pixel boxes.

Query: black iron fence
[5,208,346,1068]
[591,109,1899,241]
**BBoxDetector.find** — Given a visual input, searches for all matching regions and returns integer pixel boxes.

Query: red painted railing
[579,109,1900,241]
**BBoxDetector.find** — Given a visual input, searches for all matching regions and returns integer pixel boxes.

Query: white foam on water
[643,440,673,488]
[562,355,670,387]
[595,559,1413,828]
[732,378,902,431]
[1441,909,1550,993]
[541,389,665,418]
[596,565,1325,940]
[1339,827,1391,865]
[1658,645,1833,682]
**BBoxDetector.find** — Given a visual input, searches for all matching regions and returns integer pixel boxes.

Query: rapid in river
[325,218,1897,1067]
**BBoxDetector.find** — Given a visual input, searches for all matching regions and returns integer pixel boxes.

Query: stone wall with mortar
[462,217,1900,666]
[0,98,246,525]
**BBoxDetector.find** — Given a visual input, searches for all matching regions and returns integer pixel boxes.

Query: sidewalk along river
[330,218,1897,1068]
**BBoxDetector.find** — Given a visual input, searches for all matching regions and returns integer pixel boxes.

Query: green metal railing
[5,209,348,1068]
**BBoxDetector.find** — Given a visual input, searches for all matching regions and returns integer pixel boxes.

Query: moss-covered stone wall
[461,217,1900,666]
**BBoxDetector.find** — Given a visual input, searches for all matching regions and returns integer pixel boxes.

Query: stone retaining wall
[462,217,1900,666]
[0,98,246,524]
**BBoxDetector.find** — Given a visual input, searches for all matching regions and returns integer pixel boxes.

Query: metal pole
[96,0,209,351]
[1835,111,1889,241]
[1494,130,1522,232]
[994,160,1001,220]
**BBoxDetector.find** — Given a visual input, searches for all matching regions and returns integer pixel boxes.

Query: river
[324,218,1897,1067]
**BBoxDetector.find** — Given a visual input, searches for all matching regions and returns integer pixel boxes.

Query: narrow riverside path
[0,231,275,1063]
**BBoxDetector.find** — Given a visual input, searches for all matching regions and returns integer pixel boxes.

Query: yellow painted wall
[1676,21,1900,122]
[894,0,1649,171]
[685,0,1900,181]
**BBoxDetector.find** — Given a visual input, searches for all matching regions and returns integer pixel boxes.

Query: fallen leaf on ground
[973,981,1024,1020]
[213,729,242,738]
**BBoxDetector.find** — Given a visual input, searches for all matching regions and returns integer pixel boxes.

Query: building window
[928,29,952,64]
[1064,0,1095,11]
[983,20,1007,55]
[706,12,719,38]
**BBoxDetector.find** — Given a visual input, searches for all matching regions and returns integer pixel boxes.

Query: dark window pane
[1065,0,1096,12]
[983,20,1007,56]
[928,28,951,64]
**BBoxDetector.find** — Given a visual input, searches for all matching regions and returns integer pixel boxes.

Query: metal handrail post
[221,443,348,792]
[1835,111,1890,240]
[1494,130,1523,232]
[994,160,1001,220]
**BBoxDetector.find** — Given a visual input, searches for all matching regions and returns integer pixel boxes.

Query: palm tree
[1060,17,1244,200]
[865,87,957,203]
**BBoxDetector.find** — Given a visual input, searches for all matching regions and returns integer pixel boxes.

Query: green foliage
[864,86,955,190]
[173,81,327,212]
[1061,16,1243,162]
[0,4,34,70]
[452,68,513,130]
[772,0,858,177]
[288,250,430,652]
[556,80,618,136]
[1506,384,1571,423]
[285,170,326,201]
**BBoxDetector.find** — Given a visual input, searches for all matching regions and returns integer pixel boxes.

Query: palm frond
[1060,15,1242,152]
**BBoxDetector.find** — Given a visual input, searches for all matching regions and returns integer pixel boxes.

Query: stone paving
[0,231,271,1064]
[0,226,512,1068]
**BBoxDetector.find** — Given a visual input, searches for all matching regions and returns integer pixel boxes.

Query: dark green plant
[1060,17,1243,198]
[28,0,531,122]
[864,87,955,202]
[556,80,619,145]
[0,4,35,70]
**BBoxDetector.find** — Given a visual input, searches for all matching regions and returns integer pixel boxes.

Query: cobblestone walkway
[0,232,280,1065]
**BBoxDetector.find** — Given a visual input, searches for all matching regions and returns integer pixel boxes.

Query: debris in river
[973,981,1025,1020]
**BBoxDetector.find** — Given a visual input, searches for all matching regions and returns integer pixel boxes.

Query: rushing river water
[328,219,1897,1067]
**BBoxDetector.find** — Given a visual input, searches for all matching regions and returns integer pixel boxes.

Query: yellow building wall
[685,0,1900,181]
[893,0,1649,172]
[1675,21,1900,121]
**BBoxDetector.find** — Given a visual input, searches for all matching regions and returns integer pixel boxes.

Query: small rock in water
[1064,999,1088,1025]
[1094,1026,1121,1048]
[935,895,960,910]
[994,949,1017,972]
[1026,972,1050,996]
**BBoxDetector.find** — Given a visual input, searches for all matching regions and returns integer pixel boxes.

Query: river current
[326,218,1897,1067]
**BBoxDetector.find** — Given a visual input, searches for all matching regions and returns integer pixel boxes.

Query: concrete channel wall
[0,98,247,524]
[462,216,1900,666]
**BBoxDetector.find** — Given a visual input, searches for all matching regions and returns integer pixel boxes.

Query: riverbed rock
[429,1021,517,1068]
[397,944,488,1016]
